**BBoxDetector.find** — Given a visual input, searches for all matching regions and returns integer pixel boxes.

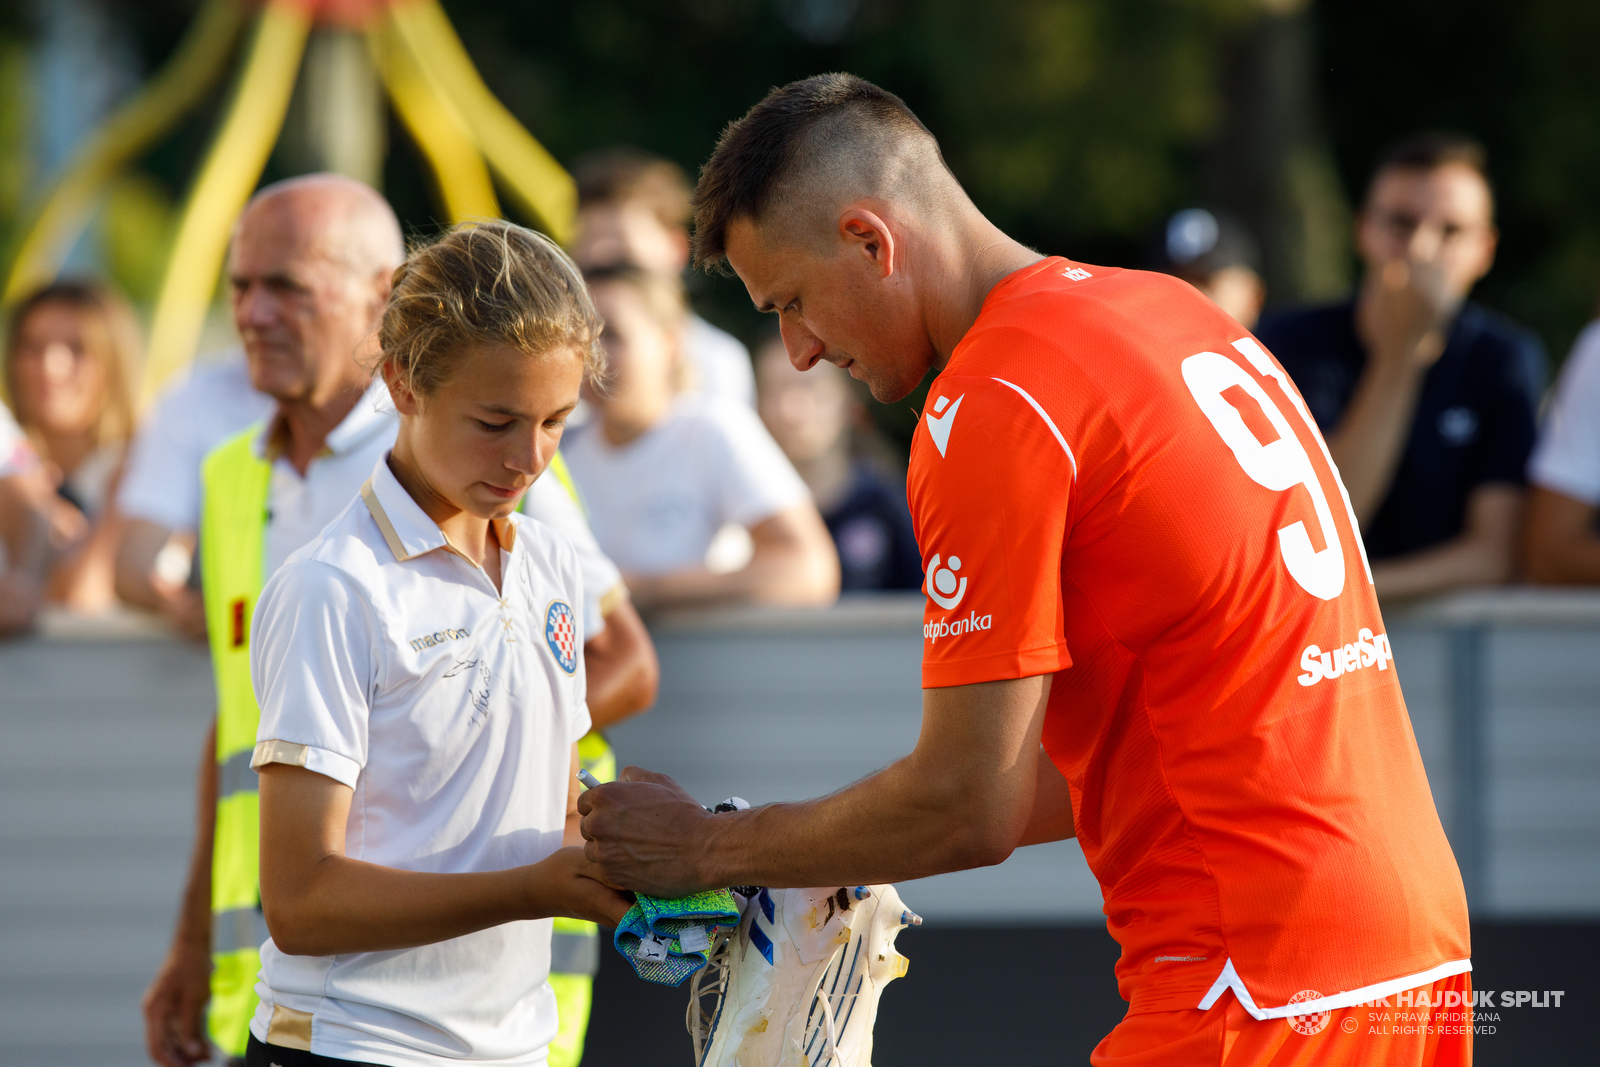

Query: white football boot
[689,883,919,1067]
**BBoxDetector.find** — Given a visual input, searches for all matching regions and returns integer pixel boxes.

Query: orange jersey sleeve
[910,373,1076,687]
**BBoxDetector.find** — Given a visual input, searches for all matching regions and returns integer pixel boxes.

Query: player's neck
[925,215,1043,365]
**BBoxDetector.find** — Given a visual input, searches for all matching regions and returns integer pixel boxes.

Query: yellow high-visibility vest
[199,425,272,1058]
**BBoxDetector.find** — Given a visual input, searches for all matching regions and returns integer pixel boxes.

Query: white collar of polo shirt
[254,379,395,464]
[360,454,520,569]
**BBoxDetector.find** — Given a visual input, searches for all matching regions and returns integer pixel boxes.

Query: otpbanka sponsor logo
[923,551,992,643]
[1297,627,1393,686]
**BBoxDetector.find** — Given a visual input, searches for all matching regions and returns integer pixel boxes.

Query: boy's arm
[258,763,630,957]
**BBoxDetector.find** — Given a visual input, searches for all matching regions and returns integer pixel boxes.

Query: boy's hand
[532,846,634,926]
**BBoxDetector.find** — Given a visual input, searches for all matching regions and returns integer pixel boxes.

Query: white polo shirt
[117,352,276,530]
[259,382,397,576]
[249,455,590,1065]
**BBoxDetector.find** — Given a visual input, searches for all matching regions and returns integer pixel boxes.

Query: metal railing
[0,587,1596,1065]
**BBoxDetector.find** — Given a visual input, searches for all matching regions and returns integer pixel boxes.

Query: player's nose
[780,319,825,371]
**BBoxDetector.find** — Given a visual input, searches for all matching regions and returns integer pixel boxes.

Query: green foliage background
[5,0,1600,374]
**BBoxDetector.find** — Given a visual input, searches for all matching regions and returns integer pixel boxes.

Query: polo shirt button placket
[498,596,516,643]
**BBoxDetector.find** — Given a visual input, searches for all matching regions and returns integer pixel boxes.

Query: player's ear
[839,207,896,279]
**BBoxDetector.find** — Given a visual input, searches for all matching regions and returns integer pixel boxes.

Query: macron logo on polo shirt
[925,394,964,457]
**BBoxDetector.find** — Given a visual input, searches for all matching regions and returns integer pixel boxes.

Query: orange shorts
[1091,973,1474,1067]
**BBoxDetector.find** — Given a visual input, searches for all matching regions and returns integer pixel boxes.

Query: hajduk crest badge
[544,600,578,674]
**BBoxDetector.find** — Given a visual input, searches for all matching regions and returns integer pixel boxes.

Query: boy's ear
[381,359,421,416]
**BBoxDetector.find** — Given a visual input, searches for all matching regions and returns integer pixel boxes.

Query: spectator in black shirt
[756,336,923,591]
[1255,133,1545,599]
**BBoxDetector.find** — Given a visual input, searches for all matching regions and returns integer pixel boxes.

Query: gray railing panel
[0,633,213,1067]
[2,589,1598,1066]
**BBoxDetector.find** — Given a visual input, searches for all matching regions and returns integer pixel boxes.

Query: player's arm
[624,504,840,611]
[1019,744,1076,846]
[579,673,1060,898]
[583,598,659,729]
[257,760,630,956]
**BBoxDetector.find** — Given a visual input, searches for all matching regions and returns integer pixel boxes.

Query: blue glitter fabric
[612,889,743,985]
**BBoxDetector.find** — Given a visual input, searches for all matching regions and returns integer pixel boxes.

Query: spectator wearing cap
[1255,133,1544,599]
[1155,208,1267,329]
[1525,305,1600,583]
[570,147,756,406]
[756,334,922,591]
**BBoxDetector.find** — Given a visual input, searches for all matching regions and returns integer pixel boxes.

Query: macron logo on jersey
[925,394,964,457]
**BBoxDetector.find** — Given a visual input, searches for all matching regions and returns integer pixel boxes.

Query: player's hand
[529,846,635,926]
[141,936,212,1066]
[578,766,721,898]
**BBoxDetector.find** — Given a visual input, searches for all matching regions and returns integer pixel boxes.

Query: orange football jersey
[907,257,1470,1018]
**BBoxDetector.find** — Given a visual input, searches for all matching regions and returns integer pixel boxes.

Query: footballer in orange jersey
[580,75,1472,1065]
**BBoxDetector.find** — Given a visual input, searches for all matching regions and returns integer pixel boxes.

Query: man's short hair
[574,147,692,230]
[691,73,947,270]
[1369,132,1492,204]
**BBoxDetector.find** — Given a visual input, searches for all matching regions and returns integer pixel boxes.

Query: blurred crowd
[4,132,1600,644]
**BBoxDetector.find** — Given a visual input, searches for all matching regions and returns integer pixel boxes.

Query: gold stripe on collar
[360,478,412,561]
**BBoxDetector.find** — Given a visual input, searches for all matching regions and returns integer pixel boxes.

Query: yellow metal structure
[3,0,576,405]
[388,0,576,243]
[141,1,312,408]
[1,0,248,306]
[368,19,500,221]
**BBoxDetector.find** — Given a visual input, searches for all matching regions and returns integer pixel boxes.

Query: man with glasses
[1257,133,1544,599]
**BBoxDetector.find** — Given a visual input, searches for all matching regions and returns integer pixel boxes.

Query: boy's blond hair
[379,220,602,397]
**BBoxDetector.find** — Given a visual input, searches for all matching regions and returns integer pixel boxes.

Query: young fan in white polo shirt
[248,221,632,1067]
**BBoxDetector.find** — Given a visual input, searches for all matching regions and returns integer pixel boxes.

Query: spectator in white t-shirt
[570,147,755,406]
[0,401,49,635]
[113,349,274,638]
[564,264,838,610]
[1526,317,1600,582]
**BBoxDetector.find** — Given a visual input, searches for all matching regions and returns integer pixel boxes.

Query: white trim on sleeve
[990,377,1078,480]
[1196,956,1474,1021]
